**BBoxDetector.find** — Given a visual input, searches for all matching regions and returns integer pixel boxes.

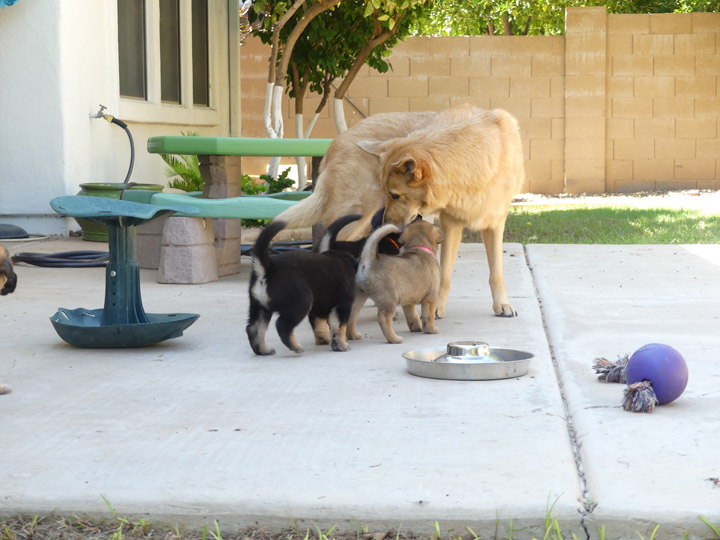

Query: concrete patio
[1,235,719,540]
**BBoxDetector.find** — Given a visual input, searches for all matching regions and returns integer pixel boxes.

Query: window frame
[117,0,220,126]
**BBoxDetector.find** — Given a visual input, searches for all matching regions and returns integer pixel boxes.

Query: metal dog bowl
[403,341,533,380]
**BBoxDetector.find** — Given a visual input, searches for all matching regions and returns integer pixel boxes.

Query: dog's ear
[390,156,426,186]
[357,140,384,158]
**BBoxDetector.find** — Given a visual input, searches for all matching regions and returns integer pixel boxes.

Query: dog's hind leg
[437,215,464,319]
[347,291,368,340]
[247,300,275,355]
[481,225,517,317]
[402,304,422,332]
[420,301,439,334]
[329,306,351,352]
[276,293,311,353]
[310,315,331,345]
[377,305,403,344]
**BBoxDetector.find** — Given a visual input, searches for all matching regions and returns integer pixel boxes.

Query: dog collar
[411,245,435,256]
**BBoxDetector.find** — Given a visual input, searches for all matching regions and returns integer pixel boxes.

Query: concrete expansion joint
[522,245,595,540]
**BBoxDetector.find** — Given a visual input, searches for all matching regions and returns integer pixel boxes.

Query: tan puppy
[356,220,443,344]
[1,245,17,296]
[1,245,15,395]
[276,106,524,319]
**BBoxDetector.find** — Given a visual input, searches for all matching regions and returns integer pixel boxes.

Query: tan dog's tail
[274,187,329,228]
[356,223,400,290]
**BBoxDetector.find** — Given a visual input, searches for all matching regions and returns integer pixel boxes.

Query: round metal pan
[403,343,533,381]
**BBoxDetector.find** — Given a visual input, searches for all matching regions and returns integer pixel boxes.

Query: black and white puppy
[247,220,357,355]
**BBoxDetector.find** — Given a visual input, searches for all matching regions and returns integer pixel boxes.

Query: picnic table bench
[143,136,333,283]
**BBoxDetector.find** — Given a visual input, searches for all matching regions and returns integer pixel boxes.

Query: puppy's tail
[356,223,400,289]
[317,214,362,253]
[252,220,286,274]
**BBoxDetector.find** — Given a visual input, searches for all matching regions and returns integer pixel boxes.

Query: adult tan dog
[276,105,525,318]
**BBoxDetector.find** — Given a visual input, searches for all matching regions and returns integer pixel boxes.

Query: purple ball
[625,343,688,405]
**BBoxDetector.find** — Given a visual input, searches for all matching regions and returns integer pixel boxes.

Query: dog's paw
[407,321,422,332]
[315,336,331,345]
[435,306,446,319]
[0,384,12,395]
[422,325,439,335]
[494,303,518,317]
[331,338,350,352]
[347,331,362,341]
[255,347,276,356]
[387,335,404,344]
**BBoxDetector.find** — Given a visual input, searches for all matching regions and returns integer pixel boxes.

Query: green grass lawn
[463,204,720,244]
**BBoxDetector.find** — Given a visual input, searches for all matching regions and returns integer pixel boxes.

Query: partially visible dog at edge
[1,245,17,395]
[246,218,358,355]
[275,105,525,319]
[356,220,444,344]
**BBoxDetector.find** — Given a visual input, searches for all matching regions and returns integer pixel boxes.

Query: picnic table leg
[198,154,243,277]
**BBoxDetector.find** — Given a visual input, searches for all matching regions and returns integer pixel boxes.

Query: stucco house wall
[0,0,237,235]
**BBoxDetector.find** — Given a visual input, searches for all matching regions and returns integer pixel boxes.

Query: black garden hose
[11,250,109,268]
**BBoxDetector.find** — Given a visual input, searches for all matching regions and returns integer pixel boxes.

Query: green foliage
[249,1,434,114]
[416,0,718,36]
[161,132,204,192]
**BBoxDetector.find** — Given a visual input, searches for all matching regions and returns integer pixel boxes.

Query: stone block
[695,97,720,117]
[654,55,695,76]
[450,56,491,78]
[510,77,551,98]
[389,77,429,98]
[392,37,430,57]
[608,14,649,35]
[606,159,633,183]
[158,217,218,284]
[565,52,606,77]
[656,138,696,158]
[429,77,469,97]
[492,56,531,77]
[607,76,634,97]
[136,216,168,270]
[697,138,720,158]
[676,118,717,139]
[565,7,607,34]
[566,116,606,139]
[606,118,633,139]
[633,34,674,55]
[410,56,450,77]
[428,36,470,57]
[469,77,509,98]
[612,97,653,119]
[512,36,564,56]
[675,76,717,97]
[368,98,409,115]
[607,34,633,56]
[565,95,605,117]
[674,159,716,180]
[691,12,720,33]
[521,117,553,140]
[674,33,716,55]
[634,118,675,139]
[531,97,564,119]
[633,158,674,180]
[489,97,531,119]
[470,36,513,56]
[347,77,388,98]
[158,244,219,284]
[163,217,215,245]
[612,138,655,160]
[531,54,565,77]
[696,55,720,76]
[653,97,694,118]
[409,96,454,112]
[612,55,653,77]
[633,76,674,98]
[565,75,605,96]
[566,137,606,159]
[650,13,691,34]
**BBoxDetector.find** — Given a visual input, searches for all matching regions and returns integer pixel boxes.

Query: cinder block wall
[240,7,720,194]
